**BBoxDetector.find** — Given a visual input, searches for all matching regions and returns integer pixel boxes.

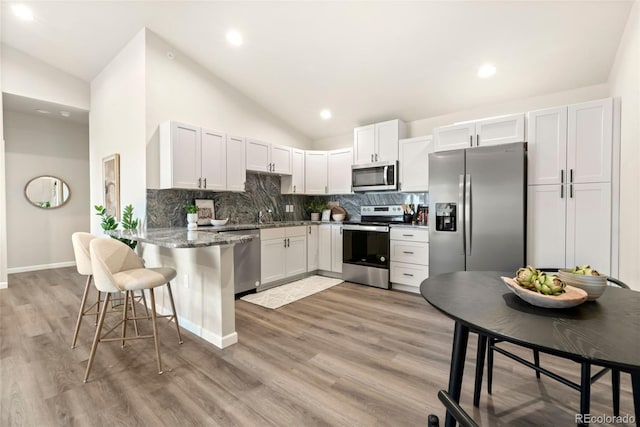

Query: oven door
[352,161,397,192]
[342,224,390,289]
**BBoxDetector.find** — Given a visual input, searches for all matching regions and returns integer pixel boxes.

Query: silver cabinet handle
[284,238,287,248]
[309,226,311,234]
[403,251,414,254]
[570,184,573,198]
[476,134,480,146]
[403,273,414,277]
[198,177,202,188]
[469,135,473,147]
[293,185,296,193]
[561,184,564,199]
[570,169,573,183]
[203,178,207,188]
[402,234,414,237]
[325,185,327,194]
[371,154,374,162]
[561,169,564,184]
[375,153,378,161]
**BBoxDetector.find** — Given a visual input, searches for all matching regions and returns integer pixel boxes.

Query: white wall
[4,110,89,271]
[0,43,7,288]
[145,30,311,188]
[608,2,640,290]
[90,30,147,234]
[312,84,610,149]
[1,45,90,111]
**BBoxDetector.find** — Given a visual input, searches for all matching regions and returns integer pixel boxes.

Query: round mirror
[24,176,71,209]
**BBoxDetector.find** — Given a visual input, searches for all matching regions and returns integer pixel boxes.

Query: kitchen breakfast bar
[109,228,256,349]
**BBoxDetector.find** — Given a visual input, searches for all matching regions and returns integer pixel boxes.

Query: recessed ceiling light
[226,30,243,46]
[12,4,34,21]
[478,63,497,79]
[60,111,71,118]
[35,109,51,114]
[320,109,332,120]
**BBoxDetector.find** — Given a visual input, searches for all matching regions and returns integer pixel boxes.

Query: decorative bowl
[332,213,345,222]
[210,218,229,227]
[501,277,588,308]
[558,270,608,300]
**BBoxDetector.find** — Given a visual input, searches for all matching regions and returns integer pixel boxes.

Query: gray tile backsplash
[146,173,427,227]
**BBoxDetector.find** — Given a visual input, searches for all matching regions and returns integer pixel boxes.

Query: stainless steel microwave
[351,161,398,192]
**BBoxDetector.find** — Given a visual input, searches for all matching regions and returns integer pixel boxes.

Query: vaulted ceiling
[1,1,633,140]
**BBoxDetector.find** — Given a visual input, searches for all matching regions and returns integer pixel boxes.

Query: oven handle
[342,224,389,233]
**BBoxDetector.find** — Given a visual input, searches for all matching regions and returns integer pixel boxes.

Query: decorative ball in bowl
[332,213,345,222]
[558,268,608,301]
[210,218,229,227]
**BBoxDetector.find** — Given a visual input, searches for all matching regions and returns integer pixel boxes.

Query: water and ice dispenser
[435,203,457,232]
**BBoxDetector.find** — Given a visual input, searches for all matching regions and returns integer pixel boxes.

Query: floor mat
[240,276,343,309]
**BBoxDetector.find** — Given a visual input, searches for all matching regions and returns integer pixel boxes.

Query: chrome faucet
[257,209,272,224]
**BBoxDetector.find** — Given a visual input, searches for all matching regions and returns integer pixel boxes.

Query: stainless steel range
[342,205,405,289]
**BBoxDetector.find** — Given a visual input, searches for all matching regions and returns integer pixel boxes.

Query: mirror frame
[24,175,71,209]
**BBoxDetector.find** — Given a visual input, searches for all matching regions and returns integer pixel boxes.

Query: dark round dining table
[420,271,640,427]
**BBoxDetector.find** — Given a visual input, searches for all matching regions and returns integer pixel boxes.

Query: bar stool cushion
[113,268,177,291]
[72,232,96,275]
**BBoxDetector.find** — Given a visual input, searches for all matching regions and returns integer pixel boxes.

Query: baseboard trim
[391,283,420,294]
[0,281,7,289]
[8,261,76,274]
[155,304,237,349]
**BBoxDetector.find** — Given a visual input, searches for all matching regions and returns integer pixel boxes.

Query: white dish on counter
[210,218,229,227]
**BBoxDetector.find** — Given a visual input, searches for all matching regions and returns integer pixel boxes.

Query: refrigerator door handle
[465,174,472,256]
[459,174,465,255]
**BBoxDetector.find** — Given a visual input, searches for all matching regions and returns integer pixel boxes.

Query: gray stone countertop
[107,221,324,248]
[389,223,429,230]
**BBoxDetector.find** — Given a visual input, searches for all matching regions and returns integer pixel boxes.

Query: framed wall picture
[103,153,120,220]
[195,199,215,225]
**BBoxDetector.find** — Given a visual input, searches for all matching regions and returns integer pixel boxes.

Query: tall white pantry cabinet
[526,98,617,275]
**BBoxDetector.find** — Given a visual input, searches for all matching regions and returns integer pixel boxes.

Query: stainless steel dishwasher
[219,229,261,294]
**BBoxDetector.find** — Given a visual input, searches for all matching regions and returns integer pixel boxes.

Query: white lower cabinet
[307,225,319,271]
[318,224,342,274]
[260,226,307,286]
[389,227,429,293]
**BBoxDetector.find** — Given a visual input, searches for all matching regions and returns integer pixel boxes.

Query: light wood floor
[0,267,634,426]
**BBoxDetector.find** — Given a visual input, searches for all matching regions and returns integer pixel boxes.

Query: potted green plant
[185,204,199,229]
[94,204,139,249]
[306,198,326,221]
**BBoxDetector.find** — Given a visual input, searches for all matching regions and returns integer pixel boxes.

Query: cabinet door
[271,144,292,175]
[433,122,475,152]
[246,139,270,172]
[475,113,525,147]
[327,148,353,194]
[331,225,343,273]
[566,182,611,274]
[200,128,227,191]
[291,149,305,194]
[526,185,566,269]
[304,151,328,194]
[375,119,403,162]
[567,98,612,184]
[527,107,567,186]
[171,122,202,189]
[307,225,319,271]
[226,135,246,192]
[318,224,332,271]
[260,238,287,284]
[286,236,307,277]
[398,136,432,192]
[354,125,376,164]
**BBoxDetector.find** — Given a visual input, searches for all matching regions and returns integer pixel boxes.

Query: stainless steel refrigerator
[428,142,526,276]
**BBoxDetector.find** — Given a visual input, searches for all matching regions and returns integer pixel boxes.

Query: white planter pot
[187,213,198,230]
[310,212,320,221]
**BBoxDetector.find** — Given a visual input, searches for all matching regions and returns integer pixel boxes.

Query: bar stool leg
[149,288,163,374]
[166,282,183,344]
[71,275,93,348]
[139,290,150,319]
[84,293,111,383]
[95,291,101,325]
[121,291,130,348]
[129,291,140,336]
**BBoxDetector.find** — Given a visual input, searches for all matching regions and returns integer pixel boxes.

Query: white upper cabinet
[305,151,328,195]
[398,136,433,192]
[226,135,246,192]
[433,122,475,152]
[527,107,568,186]
[246,139,292,174]
[281,148,305,194]
[567,98,612,184]
[327,148,353,194]
[201,128,227,191]
[528,98,612,185]
[434,113,525,152]
[353,119,406,164]
[159,121,228,190]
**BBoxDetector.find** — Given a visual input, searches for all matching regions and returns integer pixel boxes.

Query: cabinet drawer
[260,228,285,240]
[390,262,429,287]
[286,226,307,238]
[390,228,429,242]
[390,240,428,264]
